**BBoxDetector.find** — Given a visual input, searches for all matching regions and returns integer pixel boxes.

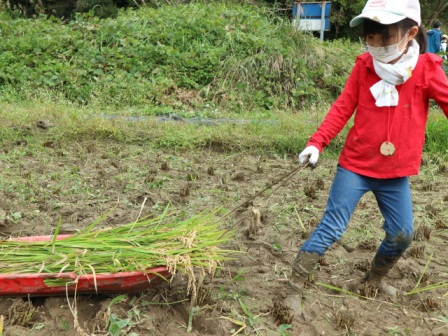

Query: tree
[1,0,447,35]
[421,0,448,28]
[0,0,133,18]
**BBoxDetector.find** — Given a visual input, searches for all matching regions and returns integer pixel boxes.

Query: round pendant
[380,141,395,156]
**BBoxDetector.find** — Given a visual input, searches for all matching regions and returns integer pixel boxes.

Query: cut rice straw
[0,208,235,280]
[407,253,448,296]
[410,253,433,292]
[51,217,62,254]
[407,282,448,295]
[316,282,361,297]
[316,282,399,305]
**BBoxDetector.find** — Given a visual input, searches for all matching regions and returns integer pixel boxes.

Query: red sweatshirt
[307,52,448,178]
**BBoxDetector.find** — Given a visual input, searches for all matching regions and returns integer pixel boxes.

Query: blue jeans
[300,166,413,257]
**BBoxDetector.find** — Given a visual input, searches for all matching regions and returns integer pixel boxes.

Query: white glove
[298,146,319,166]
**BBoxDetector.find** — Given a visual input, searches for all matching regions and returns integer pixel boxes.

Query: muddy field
[0,134,447,336]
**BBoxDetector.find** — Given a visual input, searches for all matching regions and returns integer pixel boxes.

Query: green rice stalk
[294,206,306,232]
[0,210,235,280]
[43,278,75,287]
[108,294,128,309]
[51,217,62,254]
[406,253,448,296]
[316,282,361,297]
[410,253,433,293]
[407,282,448,295]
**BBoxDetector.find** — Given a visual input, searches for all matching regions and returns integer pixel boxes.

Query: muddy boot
[362,254,405,297]
[291,251,321,283]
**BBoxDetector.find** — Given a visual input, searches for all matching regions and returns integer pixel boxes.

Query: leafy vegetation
[0,3,447,336]
[0,1,446,158]
[0,3,360,111]
[0,0,139,18]
[2,0,446,38]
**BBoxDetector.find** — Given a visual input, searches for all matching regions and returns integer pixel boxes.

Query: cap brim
[350,11,406,27]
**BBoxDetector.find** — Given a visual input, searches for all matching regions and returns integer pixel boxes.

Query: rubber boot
[291,251,321,283]
[283,252,320,321]
[362,254,405,297]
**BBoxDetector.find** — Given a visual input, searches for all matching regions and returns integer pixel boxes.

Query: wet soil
[0,139,447,335]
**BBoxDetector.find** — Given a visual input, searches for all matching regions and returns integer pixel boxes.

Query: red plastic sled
[0,235,171,297]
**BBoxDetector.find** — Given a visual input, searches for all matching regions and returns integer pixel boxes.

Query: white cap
[350,0,421,27]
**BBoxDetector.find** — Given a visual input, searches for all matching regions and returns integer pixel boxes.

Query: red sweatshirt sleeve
[306,57,361,152]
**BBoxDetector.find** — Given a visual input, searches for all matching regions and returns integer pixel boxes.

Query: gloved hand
[298,146,319,166]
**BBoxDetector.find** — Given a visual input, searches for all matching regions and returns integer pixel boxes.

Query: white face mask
[367,33,409,64]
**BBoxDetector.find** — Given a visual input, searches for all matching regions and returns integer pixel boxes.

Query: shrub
[0,3,359,111]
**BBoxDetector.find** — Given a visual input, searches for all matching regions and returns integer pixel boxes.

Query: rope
[218,163,310,238]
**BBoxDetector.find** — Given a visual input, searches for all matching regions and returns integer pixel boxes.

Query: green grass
[0,102,320,154]
[1,102,447,160]
[426,111,448,159]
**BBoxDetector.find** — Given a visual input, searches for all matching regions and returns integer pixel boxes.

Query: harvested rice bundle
[0,210,233,281]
